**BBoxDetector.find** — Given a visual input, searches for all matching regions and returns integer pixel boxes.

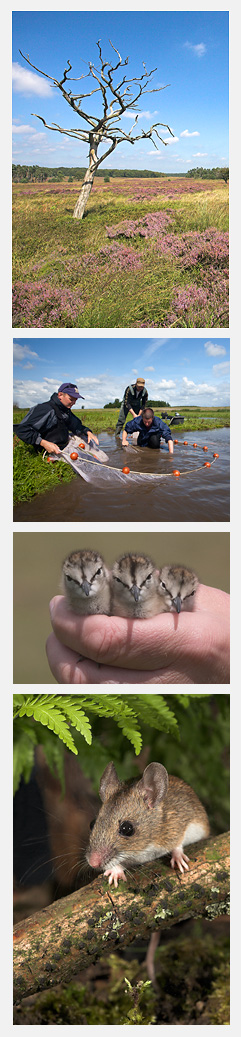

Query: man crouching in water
[122,407,174,453]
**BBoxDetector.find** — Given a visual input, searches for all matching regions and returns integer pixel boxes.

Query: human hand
[41,440,61,455]
[87,432,99,445]
[46,583,230,685]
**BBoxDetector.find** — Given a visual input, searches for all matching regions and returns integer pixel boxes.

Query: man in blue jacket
[13,382,99,455]
[122,407,174,453]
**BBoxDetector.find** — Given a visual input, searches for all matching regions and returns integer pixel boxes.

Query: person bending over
[115,377,148,435]
[13,382,99,455]
[122,407,174,453]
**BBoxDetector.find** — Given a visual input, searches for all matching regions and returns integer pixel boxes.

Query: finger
[46,632,189,685]
[49,595,190,669]
[49,586,229,674]
[49,591,212,670]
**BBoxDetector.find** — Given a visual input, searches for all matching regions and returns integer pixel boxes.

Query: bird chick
[111,553,163,618]
[158,565,199,613]
[62,549,111,615]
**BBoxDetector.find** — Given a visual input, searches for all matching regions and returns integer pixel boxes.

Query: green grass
[13,406,230,506]
[12,177,229,328]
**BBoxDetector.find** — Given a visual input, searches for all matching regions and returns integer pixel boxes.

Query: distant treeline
[12,164,228,183]
[12,165,167,183]
[104,398,170,409]
[186,166,229,182]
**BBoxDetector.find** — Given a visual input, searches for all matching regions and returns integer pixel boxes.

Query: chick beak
[172,595,182,613]
[82,580,91,597]
[131,585,140,602]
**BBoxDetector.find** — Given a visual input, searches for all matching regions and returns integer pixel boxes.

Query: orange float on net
[174,439,178,444]
[122,466,130,474]
[204,461,211,467]
[213,452,219,458]
[183,440,188,445]
[173,469,180,477]
[70,451,78,460]
[203,446,208,451]
[78,442,85,449]
[193,443,197,448]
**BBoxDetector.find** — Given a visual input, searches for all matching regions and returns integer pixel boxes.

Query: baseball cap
[58,382,85,399]
[136,377,145,386]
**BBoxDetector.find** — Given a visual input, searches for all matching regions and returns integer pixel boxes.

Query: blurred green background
[13,531,229,684]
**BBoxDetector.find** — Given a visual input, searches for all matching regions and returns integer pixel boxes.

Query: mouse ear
[139,762,168,808]
[99,762,122,802]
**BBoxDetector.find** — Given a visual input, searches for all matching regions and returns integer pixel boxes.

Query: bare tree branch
[19,41,174,218]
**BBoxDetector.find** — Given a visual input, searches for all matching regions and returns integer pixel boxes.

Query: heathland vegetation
[13,405,230,506]
[12,174,229,329]
[12,174,228,327]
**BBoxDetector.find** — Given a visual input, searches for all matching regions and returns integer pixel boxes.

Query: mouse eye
[119,820,135,837]
[96,567,102,576]
[161,581,167,590]
[89,818,96,831]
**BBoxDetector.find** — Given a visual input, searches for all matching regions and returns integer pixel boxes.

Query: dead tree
[19,40,173,219]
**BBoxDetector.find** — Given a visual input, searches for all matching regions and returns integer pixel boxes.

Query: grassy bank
[13,406,230,506]
[12,177,229,328]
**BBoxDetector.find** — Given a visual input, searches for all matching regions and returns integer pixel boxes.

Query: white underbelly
[183,821,206,846]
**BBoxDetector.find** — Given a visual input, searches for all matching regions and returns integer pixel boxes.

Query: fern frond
[36,726,66,794]
[18,697,78,755]
[81,695,142,754]
[13,721,37,794]
[53,697,92,745]
[121,694,179,736]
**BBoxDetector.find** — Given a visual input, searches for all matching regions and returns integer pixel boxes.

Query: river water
[13,427,229,523]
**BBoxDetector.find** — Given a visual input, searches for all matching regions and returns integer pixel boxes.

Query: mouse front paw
[104,865,127,888]
[170,847,190,874]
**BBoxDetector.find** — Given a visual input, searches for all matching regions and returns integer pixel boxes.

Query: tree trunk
[73,137,98,219]
[13,831,229,1004]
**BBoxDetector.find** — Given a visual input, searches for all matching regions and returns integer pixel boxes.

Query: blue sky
[12,11,229,172]
[13,337,230,408]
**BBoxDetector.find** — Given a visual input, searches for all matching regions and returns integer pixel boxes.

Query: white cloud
[182,376,216,396]
[13,342,39,364]
[184,42,206,58]
[193,152,208,158]
[122,109,158,121]
[212,362,230,377]
[12,62,52,97]
[13,368,230,409]
[163,135,179,145]
[183,376,195,388]
[121,110,139,119]
[145,366,155,371]
[12,124,36,135]
[180,129,200,138]
[204,341,227,358]
[143,338,168,359]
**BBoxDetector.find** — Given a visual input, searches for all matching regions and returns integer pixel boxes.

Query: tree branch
[19,46,173,140]
[13,832,229,1004]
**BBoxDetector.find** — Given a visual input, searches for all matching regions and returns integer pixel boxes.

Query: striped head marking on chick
[158,565,199,614]
[62,549,111,615]
[111,553,163,618]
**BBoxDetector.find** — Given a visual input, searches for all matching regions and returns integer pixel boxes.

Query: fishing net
[45,434,220,486]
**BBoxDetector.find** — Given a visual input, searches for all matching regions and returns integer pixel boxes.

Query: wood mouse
[86,761,209,887]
